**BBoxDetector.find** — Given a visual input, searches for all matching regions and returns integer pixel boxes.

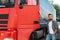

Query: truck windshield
[0,0,14,8]
[18,0,38,6]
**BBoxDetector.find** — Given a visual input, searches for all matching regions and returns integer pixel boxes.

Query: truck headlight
[4,38,14,40]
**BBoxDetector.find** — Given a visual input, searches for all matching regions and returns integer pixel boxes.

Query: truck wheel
[30,28,46,40]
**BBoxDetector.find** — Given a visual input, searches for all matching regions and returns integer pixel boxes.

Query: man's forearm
[40,13,45,19]
[39,11,45,19]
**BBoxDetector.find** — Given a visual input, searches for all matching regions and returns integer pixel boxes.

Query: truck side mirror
[19,3,23,9]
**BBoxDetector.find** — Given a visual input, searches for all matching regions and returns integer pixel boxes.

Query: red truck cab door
[17,0,40,40]
[17,0,40,25]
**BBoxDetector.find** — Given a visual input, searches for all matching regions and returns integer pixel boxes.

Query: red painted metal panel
[17,0,40,40]
[18,29,35,40]
[8,8,17,29]
[17,24,40,40]
[17,6,40,25]
[17,24,40,29]
[0,8,9,14]
[0,30,17,40]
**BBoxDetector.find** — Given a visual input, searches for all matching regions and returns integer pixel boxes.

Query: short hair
[48,13,53,16]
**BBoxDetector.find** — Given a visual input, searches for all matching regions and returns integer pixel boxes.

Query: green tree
[53,4,60,21]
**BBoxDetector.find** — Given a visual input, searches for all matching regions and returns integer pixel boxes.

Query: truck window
[18,0,38,6]
[0,0,14,8]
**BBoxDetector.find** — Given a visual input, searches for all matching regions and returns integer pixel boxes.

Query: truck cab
[0,0,40,40]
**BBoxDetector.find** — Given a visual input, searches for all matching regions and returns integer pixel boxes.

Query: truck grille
[0,14,8,29]
[0,14,8,19]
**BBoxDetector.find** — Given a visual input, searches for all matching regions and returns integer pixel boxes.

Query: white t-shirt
[48,21,54,34]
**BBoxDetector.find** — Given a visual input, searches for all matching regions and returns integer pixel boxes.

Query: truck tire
[30,28,46,40]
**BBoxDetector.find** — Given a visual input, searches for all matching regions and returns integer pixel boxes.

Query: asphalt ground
[39,38,60,40]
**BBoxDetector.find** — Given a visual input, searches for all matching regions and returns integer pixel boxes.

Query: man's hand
[54,29,58,34]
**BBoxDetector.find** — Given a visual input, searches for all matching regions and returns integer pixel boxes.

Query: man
[40,13,58,40]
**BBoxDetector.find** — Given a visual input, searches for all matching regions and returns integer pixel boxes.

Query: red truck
[0,0,42,40]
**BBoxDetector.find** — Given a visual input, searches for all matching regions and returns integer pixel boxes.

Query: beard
[49,19,53,21]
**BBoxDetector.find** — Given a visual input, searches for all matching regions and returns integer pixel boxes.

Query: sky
[53,0,60,5]
[49,0,60,5]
